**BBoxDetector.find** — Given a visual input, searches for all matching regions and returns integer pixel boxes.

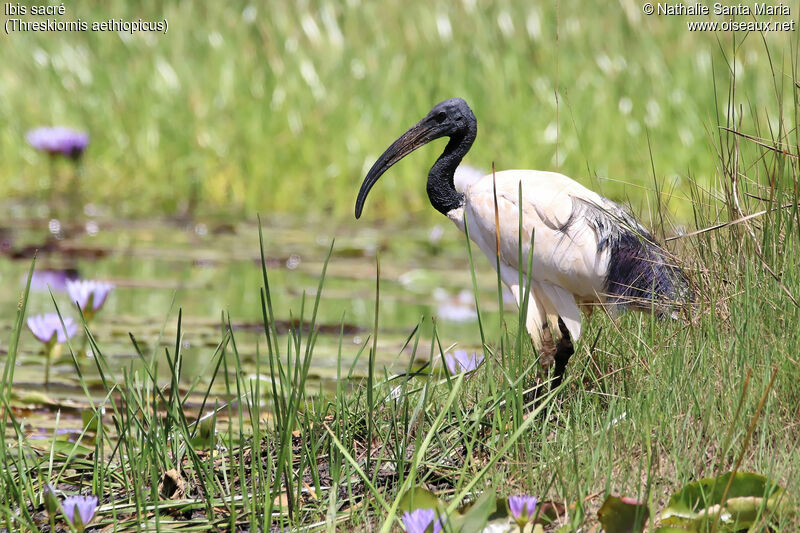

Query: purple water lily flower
[444,349,484,377]
[28,269,79,293]
[401,508,444,533]
[66,280,114,314]
[508,495,538,525]
[27,314,77,344]
[26,127,89,159]
[61,494,98,529]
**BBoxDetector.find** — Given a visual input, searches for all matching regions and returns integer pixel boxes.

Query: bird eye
[435,112,447,124]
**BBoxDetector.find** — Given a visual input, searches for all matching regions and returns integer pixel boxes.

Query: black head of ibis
[355,98,478,218]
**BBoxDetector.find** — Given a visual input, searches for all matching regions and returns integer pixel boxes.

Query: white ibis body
[355,98,689,383]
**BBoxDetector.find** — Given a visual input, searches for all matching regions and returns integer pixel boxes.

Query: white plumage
[356,99,689,382]
[448,170,621,367]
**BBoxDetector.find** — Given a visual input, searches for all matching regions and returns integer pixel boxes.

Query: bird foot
[539,353,555,374]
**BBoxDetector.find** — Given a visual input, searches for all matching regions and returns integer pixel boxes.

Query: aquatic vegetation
[26,313,77,344]
[66,279,114,320]
[26,127,89,159]
[4,2,798,219]
[27,313,77,386]
[598,494,649,533]
[25,126,89,218]
[443,349,483,377]
[28,269,77,292]
[400,508,443,533]
[1,208,798,530]
[2,11,800,528]
[657,472,791,532]
[42,484,60,531]
[434,288,477,323]
[42,484,58,514]
[60,494,98,532]
[508,495,538,527]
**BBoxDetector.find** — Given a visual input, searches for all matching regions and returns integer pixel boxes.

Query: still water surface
[1,212,509,439]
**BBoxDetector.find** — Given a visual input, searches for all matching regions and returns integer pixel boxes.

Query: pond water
[1,208,510,440]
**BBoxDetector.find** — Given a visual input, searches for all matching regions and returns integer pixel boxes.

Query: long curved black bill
[355,119,438,219]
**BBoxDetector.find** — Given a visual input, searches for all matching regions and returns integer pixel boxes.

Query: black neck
[426,127,476,216]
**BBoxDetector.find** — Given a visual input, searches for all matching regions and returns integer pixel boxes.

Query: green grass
[2,1,800,532]
[1,1,797,221]
[2,112,799,529]
[3,200,800,532]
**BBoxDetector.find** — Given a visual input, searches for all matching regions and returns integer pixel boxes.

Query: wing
[461,169,688,323]
[464,170,612,301]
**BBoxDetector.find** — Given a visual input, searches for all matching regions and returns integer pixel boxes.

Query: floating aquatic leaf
[80,410,104,434]
[29,439,93,457]
[190,414,216,450]
[598,495,649,533]
[398,486,443,514]
[658,472,791,532]
[10,389,57,406]
[397,487,496,533]
[448,489,496,533]
[537,500,567,524]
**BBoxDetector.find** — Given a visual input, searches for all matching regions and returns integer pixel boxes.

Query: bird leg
[506,280,569,388]
[537,317,574,388]
[537,323,557,374]
[552,317,574,387]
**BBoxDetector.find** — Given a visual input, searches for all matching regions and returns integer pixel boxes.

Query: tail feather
[605,231,691,314]
[572,195,691,314]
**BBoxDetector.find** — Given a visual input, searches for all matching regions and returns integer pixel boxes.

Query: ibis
[355,98,690,384]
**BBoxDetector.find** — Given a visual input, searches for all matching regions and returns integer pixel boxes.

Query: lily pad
[30,439,93,457]
[658,472,791,532]
[448,489,496,533]
[397,487,496,532]
[598,495,649,533]
[398,486,443,513]
[190,415,217,450]
[80,409,106,434]
[10,389,58,407]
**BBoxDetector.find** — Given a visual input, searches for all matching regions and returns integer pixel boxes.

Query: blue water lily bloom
[27,314,77,344]
[28,269,77,292]
[444,349,484,377]
[26,127,89,159]
[508,495,538,526]
[66,280,114,315]
[61,494,98,530]
[401,508,444,533]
